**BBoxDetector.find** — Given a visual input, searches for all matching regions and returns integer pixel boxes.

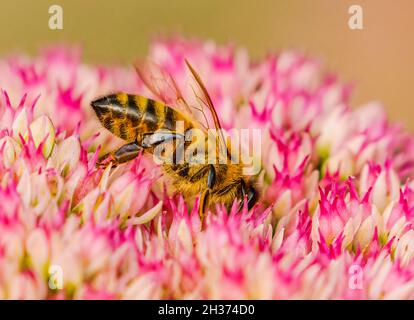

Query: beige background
[1,0,413,130]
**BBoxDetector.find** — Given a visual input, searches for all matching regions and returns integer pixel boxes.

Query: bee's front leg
[238,179,258,211]
[199,164,216,219]
[97,141,142,168]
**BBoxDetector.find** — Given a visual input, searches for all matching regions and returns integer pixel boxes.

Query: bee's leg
[238,179,248,211]
[238,180,258,211]
[141,131,186,164]
[199,165,216,219]
[141,131,184,148]
[97,142,142,168]
[246,187,258,210]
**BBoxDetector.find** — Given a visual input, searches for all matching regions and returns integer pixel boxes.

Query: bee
[91,60,258,217]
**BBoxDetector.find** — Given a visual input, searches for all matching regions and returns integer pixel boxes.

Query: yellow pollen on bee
[134,95,148,113]
[116,93,128,106]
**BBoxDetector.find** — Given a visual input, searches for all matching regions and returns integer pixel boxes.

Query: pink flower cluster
[0,38,414,299]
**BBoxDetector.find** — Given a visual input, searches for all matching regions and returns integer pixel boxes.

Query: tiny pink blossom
[0,38,413,299]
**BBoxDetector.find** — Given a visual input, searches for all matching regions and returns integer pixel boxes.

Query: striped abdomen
[91,93,193,142]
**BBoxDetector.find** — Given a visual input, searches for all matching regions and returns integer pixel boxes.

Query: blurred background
[0,0,413,130]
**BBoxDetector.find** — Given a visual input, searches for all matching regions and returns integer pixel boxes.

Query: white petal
[130,201,163,225]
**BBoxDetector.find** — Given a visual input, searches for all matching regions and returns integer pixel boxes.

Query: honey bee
[91,60,258,217]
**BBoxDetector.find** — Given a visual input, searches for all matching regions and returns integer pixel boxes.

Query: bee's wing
[134,59,229,157]
[184,60,228,157]
[134,59,193,116]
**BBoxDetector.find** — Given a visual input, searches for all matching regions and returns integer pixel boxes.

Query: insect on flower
[91,60,259,217]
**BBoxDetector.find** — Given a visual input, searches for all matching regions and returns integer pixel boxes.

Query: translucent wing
[134,59,192,115]
[184,60,228,156]
[134,59,229,158]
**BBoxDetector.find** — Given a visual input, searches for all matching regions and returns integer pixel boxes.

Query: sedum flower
[0,38,413,299]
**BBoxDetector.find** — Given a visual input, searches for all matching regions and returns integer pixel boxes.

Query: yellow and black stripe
[91,92,194,143]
